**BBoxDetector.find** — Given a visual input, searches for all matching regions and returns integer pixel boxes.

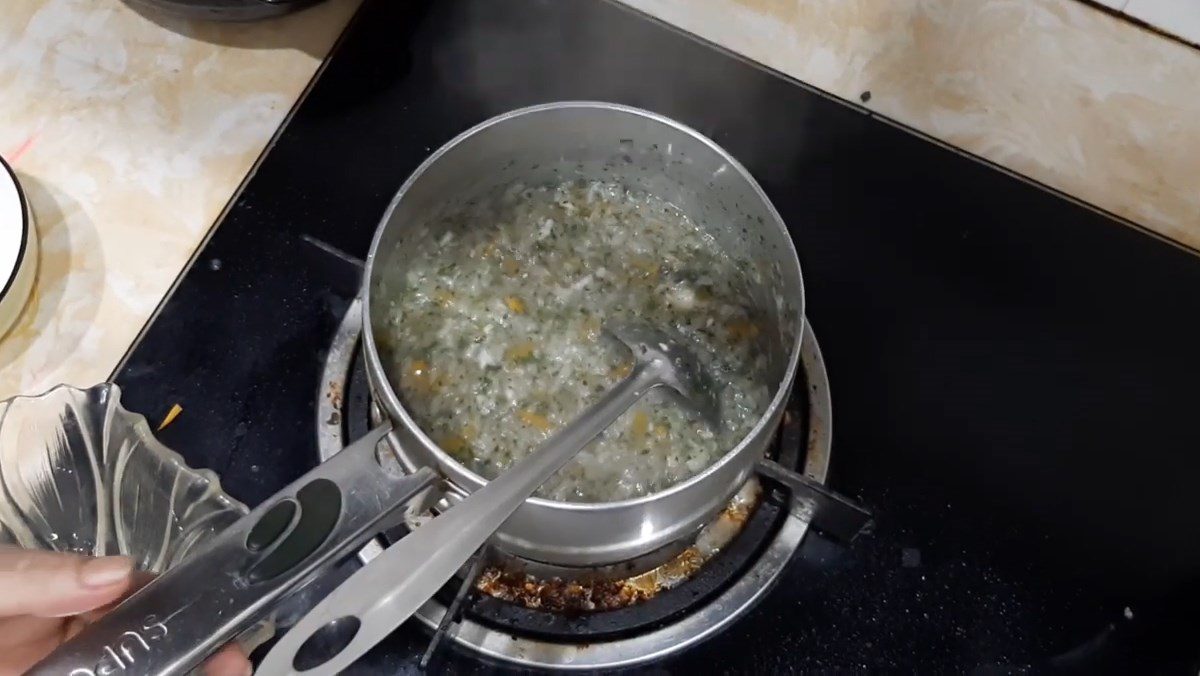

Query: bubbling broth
[381,180,769,503]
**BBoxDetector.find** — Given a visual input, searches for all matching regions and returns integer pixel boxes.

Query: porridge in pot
[381,180,770,503]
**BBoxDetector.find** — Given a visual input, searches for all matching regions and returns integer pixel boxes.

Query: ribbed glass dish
[0,383,246,572]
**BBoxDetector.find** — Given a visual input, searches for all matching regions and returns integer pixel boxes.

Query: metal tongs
[29,425,438,676]
[257,322,726,674]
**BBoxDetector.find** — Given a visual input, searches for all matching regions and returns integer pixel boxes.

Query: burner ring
[316,301,831,670]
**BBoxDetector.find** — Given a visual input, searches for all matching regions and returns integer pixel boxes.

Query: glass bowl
[0,383,247,572]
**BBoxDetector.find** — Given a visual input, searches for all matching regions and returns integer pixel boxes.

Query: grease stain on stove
[475,483,758,612]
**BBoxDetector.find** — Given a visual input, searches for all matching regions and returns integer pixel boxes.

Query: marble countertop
[0,0,360,396]
[1,0,1197,399]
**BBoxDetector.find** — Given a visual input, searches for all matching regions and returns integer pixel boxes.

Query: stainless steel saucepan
[253,102,810,675]
[34,103,817,676]
[365,101,807,568]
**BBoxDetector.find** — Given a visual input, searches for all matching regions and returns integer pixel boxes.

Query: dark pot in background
[124,0,325,21]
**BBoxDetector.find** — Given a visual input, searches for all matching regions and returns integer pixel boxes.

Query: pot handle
[30,424,438,676]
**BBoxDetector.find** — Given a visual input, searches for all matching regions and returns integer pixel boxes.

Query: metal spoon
[259,322,721,675]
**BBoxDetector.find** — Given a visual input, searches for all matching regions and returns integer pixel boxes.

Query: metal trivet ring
[316,299,832,670]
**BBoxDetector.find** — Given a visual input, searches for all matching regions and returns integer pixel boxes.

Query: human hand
[0,546,251,675]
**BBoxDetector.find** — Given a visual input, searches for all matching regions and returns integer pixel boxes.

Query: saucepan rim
[361,100,805,512]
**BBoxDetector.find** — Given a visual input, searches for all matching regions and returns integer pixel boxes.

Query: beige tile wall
[621,0,1200,251]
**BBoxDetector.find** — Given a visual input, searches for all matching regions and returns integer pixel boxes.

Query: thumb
[0,546,134,618]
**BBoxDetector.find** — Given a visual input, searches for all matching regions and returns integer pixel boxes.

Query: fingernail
[80,556,133,588]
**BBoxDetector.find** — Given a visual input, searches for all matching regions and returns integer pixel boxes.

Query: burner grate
[316,299,833,669]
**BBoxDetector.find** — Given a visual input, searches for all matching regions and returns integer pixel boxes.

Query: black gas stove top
[115,0,1200,671]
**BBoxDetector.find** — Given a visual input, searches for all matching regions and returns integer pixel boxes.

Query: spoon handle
[258,363,663,675]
